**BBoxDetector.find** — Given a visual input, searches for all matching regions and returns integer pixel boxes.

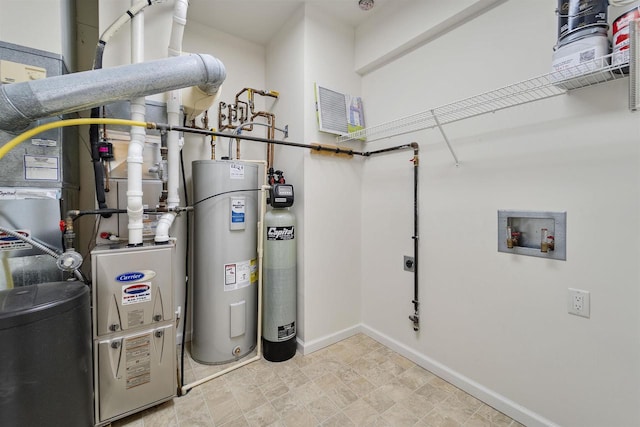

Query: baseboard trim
[296,324,363,355]
[360,325,559,427]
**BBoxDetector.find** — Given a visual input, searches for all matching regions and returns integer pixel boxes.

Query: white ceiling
[186,0,395,45]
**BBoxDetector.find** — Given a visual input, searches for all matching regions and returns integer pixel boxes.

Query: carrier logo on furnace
[115,270,156,283]
[267,226,294,241]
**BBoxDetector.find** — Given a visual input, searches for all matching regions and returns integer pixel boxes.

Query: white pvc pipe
[99,0,164,50]
[128,2,147,246]
[155,0,189,244]
[168,0,188,58]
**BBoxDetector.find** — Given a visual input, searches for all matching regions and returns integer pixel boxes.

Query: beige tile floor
[112,334,523,427]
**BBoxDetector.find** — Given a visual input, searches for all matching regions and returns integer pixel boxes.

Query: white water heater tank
[191,160,259,364]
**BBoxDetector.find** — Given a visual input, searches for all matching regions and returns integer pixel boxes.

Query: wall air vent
[314,83,365,137]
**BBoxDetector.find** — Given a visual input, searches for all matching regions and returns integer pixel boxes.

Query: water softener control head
[269,184,294,208]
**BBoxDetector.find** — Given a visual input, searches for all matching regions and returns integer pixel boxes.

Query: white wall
[354,0,505,75]
[299,4,365,347]
[360,1,640,426]
[266,4,368,348]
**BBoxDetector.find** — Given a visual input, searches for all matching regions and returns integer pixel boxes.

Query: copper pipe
[235,87,250,100]
[218,88,281,163]
[268,117,275,168]
[251,111,276,168]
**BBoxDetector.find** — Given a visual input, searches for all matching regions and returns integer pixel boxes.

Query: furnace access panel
[91,244,176,426]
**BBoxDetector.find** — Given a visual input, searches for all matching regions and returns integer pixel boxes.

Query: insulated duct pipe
[155,0,189,244]
[0,54,226,133]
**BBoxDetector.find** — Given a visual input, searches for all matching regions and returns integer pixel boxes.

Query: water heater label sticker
[0,229,32,251]
[125,334,151,389]
[224,259,254,291]
[230,163,245,179]
[24,155,59,181]
[231,198,246,223]
[122,282,152,305]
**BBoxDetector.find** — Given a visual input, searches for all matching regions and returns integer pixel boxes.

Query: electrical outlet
[568,288,590,318]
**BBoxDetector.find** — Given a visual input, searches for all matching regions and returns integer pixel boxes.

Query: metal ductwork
[0,53,226,132]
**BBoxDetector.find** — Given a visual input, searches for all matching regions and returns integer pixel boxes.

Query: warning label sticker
[250,259,257,283]
[225,264,236,286]
[125,334,151,389]
[278,321,296,341]
[224,258,257,291]
[0,229,32,252]
[122,282,152,305]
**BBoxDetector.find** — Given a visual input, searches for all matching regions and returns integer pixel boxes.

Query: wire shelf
[336,52,630,143]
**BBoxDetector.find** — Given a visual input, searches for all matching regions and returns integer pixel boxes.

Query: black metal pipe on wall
[365,142,420,331]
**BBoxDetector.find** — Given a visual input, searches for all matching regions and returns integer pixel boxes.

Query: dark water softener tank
[0,282,93,427]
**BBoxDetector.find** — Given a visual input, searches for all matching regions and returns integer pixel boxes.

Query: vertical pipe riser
[411,150,420,331]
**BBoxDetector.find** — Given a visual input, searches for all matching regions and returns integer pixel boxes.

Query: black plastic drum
[0,281,92,427]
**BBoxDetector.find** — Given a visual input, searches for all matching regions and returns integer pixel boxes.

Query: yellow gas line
[0,118,153,160]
